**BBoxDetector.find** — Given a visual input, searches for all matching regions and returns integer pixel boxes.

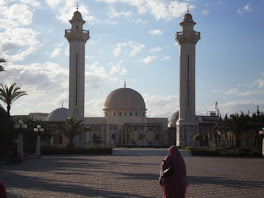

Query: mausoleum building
[15,9,220,148]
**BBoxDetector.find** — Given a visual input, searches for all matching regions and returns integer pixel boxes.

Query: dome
[72,11,82,19]
[47,107,69,122]
[169,111,179,126]
[104,88,146,111]
[183,13,193,22]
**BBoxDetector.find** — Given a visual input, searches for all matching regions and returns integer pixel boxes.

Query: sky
[0,0,264,119]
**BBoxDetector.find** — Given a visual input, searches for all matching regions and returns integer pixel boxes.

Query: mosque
[25,9,219,148]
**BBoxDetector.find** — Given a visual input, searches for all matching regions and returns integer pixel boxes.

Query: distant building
[15,10,221,148]
[29,113,49,121]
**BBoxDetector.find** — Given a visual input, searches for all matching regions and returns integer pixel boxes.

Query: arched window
[54,133,63,145]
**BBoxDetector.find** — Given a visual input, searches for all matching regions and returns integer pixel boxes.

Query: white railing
[176,31,200,37]
[65,29,89,34]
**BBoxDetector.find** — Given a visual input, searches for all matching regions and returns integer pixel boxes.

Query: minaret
[175,11,200,146]
[65,9,90,119]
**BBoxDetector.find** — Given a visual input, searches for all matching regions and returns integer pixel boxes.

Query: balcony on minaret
[175,31,200,45]
[64,28,90,42]
[64,10,90,43]
[175,12,200,45]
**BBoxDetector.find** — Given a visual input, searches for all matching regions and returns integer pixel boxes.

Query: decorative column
[34,125,44,156]
[259,127,264,158]
[175,11,200,146]
[14,120,27,160]
[65,9,90,119]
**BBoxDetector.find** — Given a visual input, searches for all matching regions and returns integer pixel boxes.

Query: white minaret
[175,11,200,146]
[65,9,90,119]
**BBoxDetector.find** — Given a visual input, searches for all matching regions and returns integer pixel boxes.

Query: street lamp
[259,127,264,158]
[259,127,264,135]
[14,120,27,160]
[34,125,44,156]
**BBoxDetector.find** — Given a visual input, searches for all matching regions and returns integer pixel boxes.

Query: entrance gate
[116,123,162,147]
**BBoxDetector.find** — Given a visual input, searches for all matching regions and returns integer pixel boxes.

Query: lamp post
[34,125,44,156]
[14,120,27,160]
[259,127,264,158]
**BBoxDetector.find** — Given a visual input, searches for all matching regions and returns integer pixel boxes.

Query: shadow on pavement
[112,148,191,157]
[0,156,152,198]
[188,176,264,189]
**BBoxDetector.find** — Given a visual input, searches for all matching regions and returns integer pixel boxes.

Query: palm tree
[0,83,27,116]
[0,58,6,72]
[0,105,16,159]
[227,113,249,148]
[251,106,264,131]
[57,117,89,148]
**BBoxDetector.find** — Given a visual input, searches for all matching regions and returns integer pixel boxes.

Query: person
[160,146,187,198]
[0,181,7,198]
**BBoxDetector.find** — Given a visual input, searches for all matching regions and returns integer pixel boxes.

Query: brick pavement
[0,148,263,198]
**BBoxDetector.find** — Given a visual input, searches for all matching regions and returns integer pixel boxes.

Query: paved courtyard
[0,148,264,198]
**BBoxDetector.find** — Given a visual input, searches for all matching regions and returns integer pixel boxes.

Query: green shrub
[183,146,193,153]
[250,147,261,157]
[190,147,220,156]
[193,134,202,141]
[193,134,204,146]
[190,147,261,157]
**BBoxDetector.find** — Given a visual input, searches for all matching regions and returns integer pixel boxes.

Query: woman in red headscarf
[160,146,187,198]
[0,181,7,198]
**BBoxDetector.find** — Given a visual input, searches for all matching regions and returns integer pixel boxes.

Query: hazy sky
[0,0,263,119]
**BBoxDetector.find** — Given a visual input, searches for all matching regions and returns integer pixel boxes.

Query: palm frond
[0,58,6,63]
[0,65,5,72]
[55,117,88,148]
[0,83,27,115]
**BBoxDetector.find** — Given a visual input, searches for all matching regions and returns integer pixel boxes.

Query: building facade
[17,10,224,148]
[46,85,169,148]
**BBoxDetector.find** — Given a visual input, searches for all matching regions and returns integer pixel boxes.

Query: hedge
[186,147,262,157]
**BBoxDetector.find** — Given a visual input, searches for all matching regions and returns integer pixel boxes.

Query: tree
[0,58,6,72]
[216,108,264,148]
[0,106,15,160]
[0,83,27,116]
[56,117,89,148]
[226,113,250,148]
[251,106,264,131]
[193,133,204,146]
